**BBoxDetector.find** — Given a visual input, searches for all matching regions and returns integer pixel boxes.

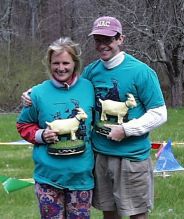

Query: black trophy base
[94,124,111,136]
[47,140,85,156]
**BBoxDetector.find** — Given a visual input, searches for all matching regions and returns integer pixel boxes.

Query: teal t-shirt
[82,53,165,161]
[17,78,95,190]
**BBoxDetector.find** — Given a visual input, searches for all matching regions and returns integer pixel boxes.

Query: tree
[128,0,184,107]
[0,0,14,75]
[83,0,184,107]
[0,0,183,110]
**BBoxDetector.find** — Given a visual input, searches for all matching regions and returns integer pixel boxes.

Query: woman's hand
[42,128,59,144]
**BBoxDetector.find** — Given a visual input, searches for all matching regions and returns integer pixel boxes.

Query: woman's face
[50,50,75,83]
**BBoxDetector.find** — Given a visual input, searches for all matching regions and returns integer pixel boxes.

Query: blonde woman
[17,37,95,219]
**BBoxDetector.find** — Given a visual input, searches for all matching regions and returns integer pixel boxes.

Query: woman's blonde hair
[44,37,82,75]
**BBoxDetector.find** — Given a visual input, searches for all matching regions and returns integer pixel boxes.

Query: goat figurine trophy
[46,108,88,156]
[95,93,137,136]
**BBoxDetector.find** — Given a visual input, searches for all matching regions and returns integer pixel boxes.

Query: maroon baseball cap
[88,16,122,36]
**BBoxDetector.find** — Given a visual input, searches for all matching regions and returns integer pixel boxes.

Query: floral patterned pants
[35,182,93,219]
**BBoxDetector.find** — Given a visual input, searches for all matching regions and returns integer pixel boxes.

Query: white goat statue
[99,93,137,124]
[46,108,87,141]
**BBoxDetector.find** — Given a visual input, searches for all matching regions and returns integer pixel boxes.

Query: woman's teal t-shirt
[17,78,95,190]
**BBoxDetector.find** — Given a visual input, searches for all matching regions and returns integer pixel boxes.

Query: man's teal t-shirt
[82,53,165,161]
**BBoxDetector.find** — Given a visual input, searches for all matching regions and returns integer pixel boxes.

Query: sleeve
[16,123,40,144]
[123,105,167,137]
[16,89,46,144]
[135,67,165,110]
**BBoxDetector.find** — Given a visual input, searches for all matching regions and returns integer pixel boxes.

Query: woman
[16,37,95,219]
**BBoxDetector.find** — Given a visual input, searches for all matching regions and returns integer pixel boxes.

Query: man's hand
[21,88,32,106]
[104,124,126,141]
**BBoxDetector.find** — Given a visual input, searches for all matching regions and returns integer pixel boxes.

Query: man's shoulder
[86,59,101,68]
[125,53,150,68]
[82,59,101,79]
[125,53,156,75]
[78,77,93,87]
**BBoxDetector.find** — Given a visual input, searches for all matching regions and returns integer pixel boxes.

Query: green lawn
[0,108,184,219]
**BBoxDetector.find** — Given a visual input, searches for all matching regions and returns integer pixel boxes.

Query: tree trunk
[171,76,183,107]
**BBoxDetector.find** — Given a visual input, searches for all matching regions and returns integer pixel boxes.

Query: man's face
[93,34,123,61]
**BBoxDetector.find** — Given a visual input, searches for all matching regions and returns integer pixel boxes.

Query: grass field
[0,108,184,219]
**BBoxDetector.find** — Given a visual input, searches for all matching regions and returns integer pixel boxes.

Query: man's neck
[102,51,125,69]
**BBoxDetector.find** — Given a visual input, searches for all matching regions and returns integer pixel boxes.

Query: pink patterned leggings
[35,182,93,219]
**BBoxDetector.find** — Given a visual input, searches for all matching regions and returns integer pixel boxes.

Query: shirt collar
[51,73,79,89]
[102,51,125,69]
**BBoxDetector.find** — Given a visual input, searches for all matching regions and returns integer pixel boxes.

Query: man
[83,16,167,219]
[21,16,167,219]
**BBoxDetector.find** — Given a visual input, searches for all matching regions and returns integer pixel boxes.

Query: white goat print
[99,93,137,124]
[46,108,87,141]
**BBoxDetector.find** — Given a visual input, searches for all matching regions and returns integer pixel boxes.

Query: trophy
[46,108,87,156]
[95,93,137,136]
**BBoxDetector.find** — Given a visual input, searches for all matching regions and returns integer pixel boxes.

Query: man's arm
[106,105,167,141]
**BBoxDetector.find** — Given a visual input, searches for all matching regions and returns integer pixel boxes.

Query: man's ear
[118,35,125,45]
